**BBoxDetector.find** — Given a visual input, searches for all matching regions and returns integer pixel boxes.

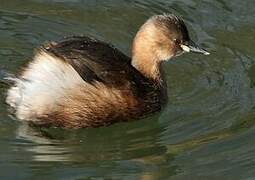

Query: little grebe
[6,14,209,128]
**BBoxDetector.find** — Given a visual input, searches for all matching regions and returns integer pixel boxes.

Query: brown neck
[132,52,168,105]
[131,25,169,105]
[131,25,161,82]
[131,20,172,85]
[132,54,163,82]
[131,47,168,100]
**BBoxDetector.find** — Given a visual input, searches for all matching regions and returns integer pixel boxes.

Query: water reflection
[14,116,165,161]
[15,124,73,162]
[12,108,255,178]
[12,117,179,178]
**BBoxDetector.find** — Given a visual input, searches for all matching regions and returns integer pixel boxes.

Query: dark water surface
[0,0,255,179]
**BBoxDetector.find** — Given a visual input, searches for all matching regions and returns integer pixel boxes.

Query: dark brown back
[45,36,157,97]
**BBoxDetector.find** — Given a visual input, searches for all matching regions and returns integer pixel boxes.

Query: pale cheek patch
[180,44,190,52]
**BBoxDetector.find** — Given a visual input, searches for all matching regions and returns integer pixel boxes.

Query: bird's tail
[0,69,17,86]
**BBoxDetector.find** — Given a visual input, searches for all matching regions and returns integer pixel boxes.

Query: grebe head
[132,14,209,80]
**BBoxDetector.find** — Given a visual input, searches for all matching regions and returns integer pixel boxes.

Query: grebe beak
[180,40,210,55]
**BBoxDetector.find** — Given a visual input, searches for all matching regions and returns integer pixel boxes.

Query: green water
[0,0,255,179]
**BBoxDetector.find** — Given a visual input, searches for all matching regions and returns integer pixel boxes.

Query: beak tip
[185,40,210,56]
[180,43,210,55]
[204,51,210,55]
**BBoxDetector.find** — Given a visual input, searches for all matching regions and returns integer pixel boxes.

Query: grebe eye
[173,39,180,44]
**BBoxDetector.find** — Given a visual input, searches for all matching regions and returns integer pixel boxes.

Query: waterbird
[6,14,209,129]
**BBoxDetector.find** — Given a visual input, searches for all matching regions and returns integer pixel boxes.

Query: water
[0,0,255,179]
